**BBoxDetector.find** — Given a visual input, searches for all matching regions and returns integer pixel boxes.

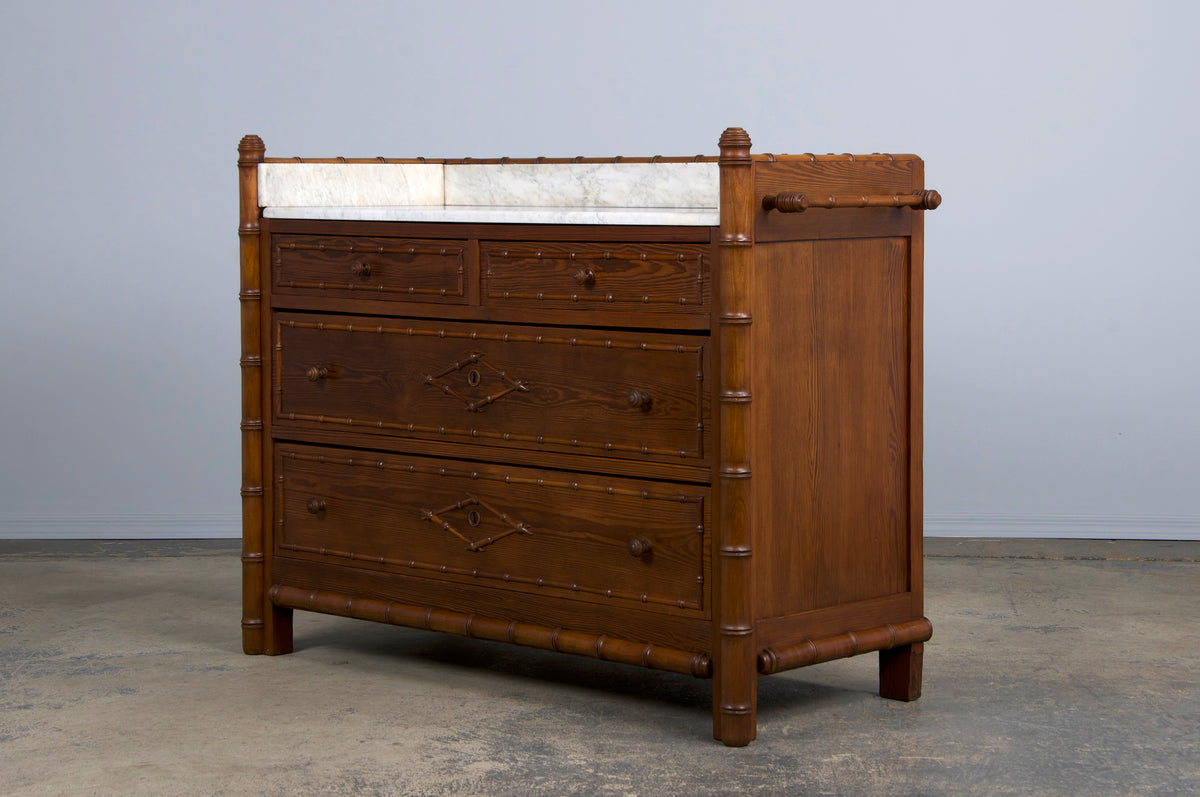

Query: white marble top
[259,161,719,226]
[262,205,720,226]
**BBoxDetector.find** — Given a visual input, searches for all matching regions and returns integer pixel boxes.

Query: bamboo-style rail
[762,190,942,213]
[269,585,712,677]
[757,618,933,674]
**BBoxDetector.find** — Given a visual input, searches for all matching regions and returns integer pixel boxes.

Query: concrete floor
[1,539,1197,796]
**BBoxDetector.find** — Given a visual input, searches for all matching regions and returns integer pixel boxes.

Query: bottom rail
[269,584,713,678]
[757,618,933,674]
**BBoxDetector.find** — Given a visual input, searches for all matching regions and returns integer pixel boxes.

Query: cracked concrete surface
[1,540,1197,796]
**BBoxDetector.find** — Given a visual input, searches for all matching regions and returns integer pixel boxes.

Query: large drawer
[482,242,710,319]
[273,314,710,465]
[272,234,469,305]
[274,445,709,613]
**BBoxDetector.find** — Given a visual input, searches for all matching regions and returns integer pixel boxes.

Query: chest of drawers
[238,128,938,746]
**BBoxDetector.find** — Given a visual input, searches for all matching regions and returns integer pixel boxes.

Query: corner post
[880,155,930,699]
[239,135,277,654]
[713,127,757,746]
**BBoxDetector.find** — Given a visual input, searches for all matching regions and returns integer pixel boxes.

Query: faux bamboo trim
[268,585,713,678]
[762,190,942,214]
[712,126,757,747]
[756,618,933,675]
[238,134,267,655]
[259,153,907,166]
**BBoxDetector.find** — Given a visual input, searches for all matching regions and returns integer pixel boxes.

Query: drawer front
[272,234,468,304]
[275,445,709,613]
[482,242,710,318]
[274,314,710,464]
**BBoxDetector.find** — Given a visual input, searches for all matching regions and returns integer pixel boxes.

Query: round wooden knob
[306,498,326,514]
[306,366,329,382]
[626,389,652,410]
[351,261,372,277]
[573,268,596,287]
[627,538,653,557]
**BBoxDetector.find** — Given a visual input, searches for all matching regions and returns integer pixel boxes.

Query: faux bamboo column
[238,135,267,654]
[713,127,757,747]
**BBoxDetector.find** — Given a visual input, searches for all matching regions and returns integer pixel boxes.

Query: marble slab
[258,163,444,208]
[258,161,720,225]
[443,162,719,208]
[262,205,720,226]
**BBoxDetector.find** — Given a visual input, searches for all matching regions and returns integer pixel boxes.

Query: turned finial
[718,127,751,148]
[718,127,752,161]
[239,134,265,164]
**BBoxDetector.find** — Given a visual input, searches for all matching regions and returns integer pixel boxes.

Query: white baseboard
[3,512,1198,541]
[0,514,240,540]
[925,513,1200,541]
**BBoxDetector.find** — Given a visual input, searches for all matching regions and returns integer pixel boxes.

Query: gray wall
[2,1,1197,540]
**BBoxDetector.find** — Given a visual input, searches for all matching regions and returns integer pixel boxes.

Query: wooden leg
[244,601,293,655]
[712,659,758,747]
[879,642,923,701]
[264,605,294,656]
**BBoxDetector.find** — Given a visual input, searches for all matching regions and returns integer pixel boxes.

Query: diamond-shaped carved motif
[424,353,529,412]
[421,494,533,552]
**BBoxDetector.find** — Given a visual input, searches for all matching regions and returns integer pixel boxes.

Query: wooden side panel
[754,157,917,243]
[907,159,927,623]
[752,237,911,619]
[753,156,919,197]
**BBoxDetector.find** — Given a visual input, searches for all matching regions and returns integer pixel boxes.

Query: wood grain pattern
[907,157,927,623]
[270,556,713,653]
[751,238,910,618]
[879,642,924,701]
[272,315,710,465]
[273,234,469,304]
[482,242,710,318]
[753,157,918,198]
[241,129,935,746]
[275,444,709,612]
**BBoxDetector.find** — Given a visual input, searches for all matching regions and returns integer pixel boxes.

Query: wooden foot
[879,642,923,701]
[264,605,294,655]
[712,671,758,747]
[713,703,757,747]
[242,605,293,655]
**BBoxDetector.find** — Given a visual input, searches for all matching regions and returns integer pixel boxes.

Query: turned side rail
[762,189,941,213]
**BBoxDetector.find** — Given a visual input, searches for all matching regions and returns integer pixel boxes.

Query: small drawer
[272,234,468,304]
[482,242,710,318]
[273,314,710,465]
[275,445,709,613]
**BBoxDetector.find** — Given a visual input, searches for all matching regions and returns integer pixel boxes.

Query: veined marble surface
[258,161,720,225]
[262,205,720,226]
[258,163,444,208]
[443,162,718,208]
